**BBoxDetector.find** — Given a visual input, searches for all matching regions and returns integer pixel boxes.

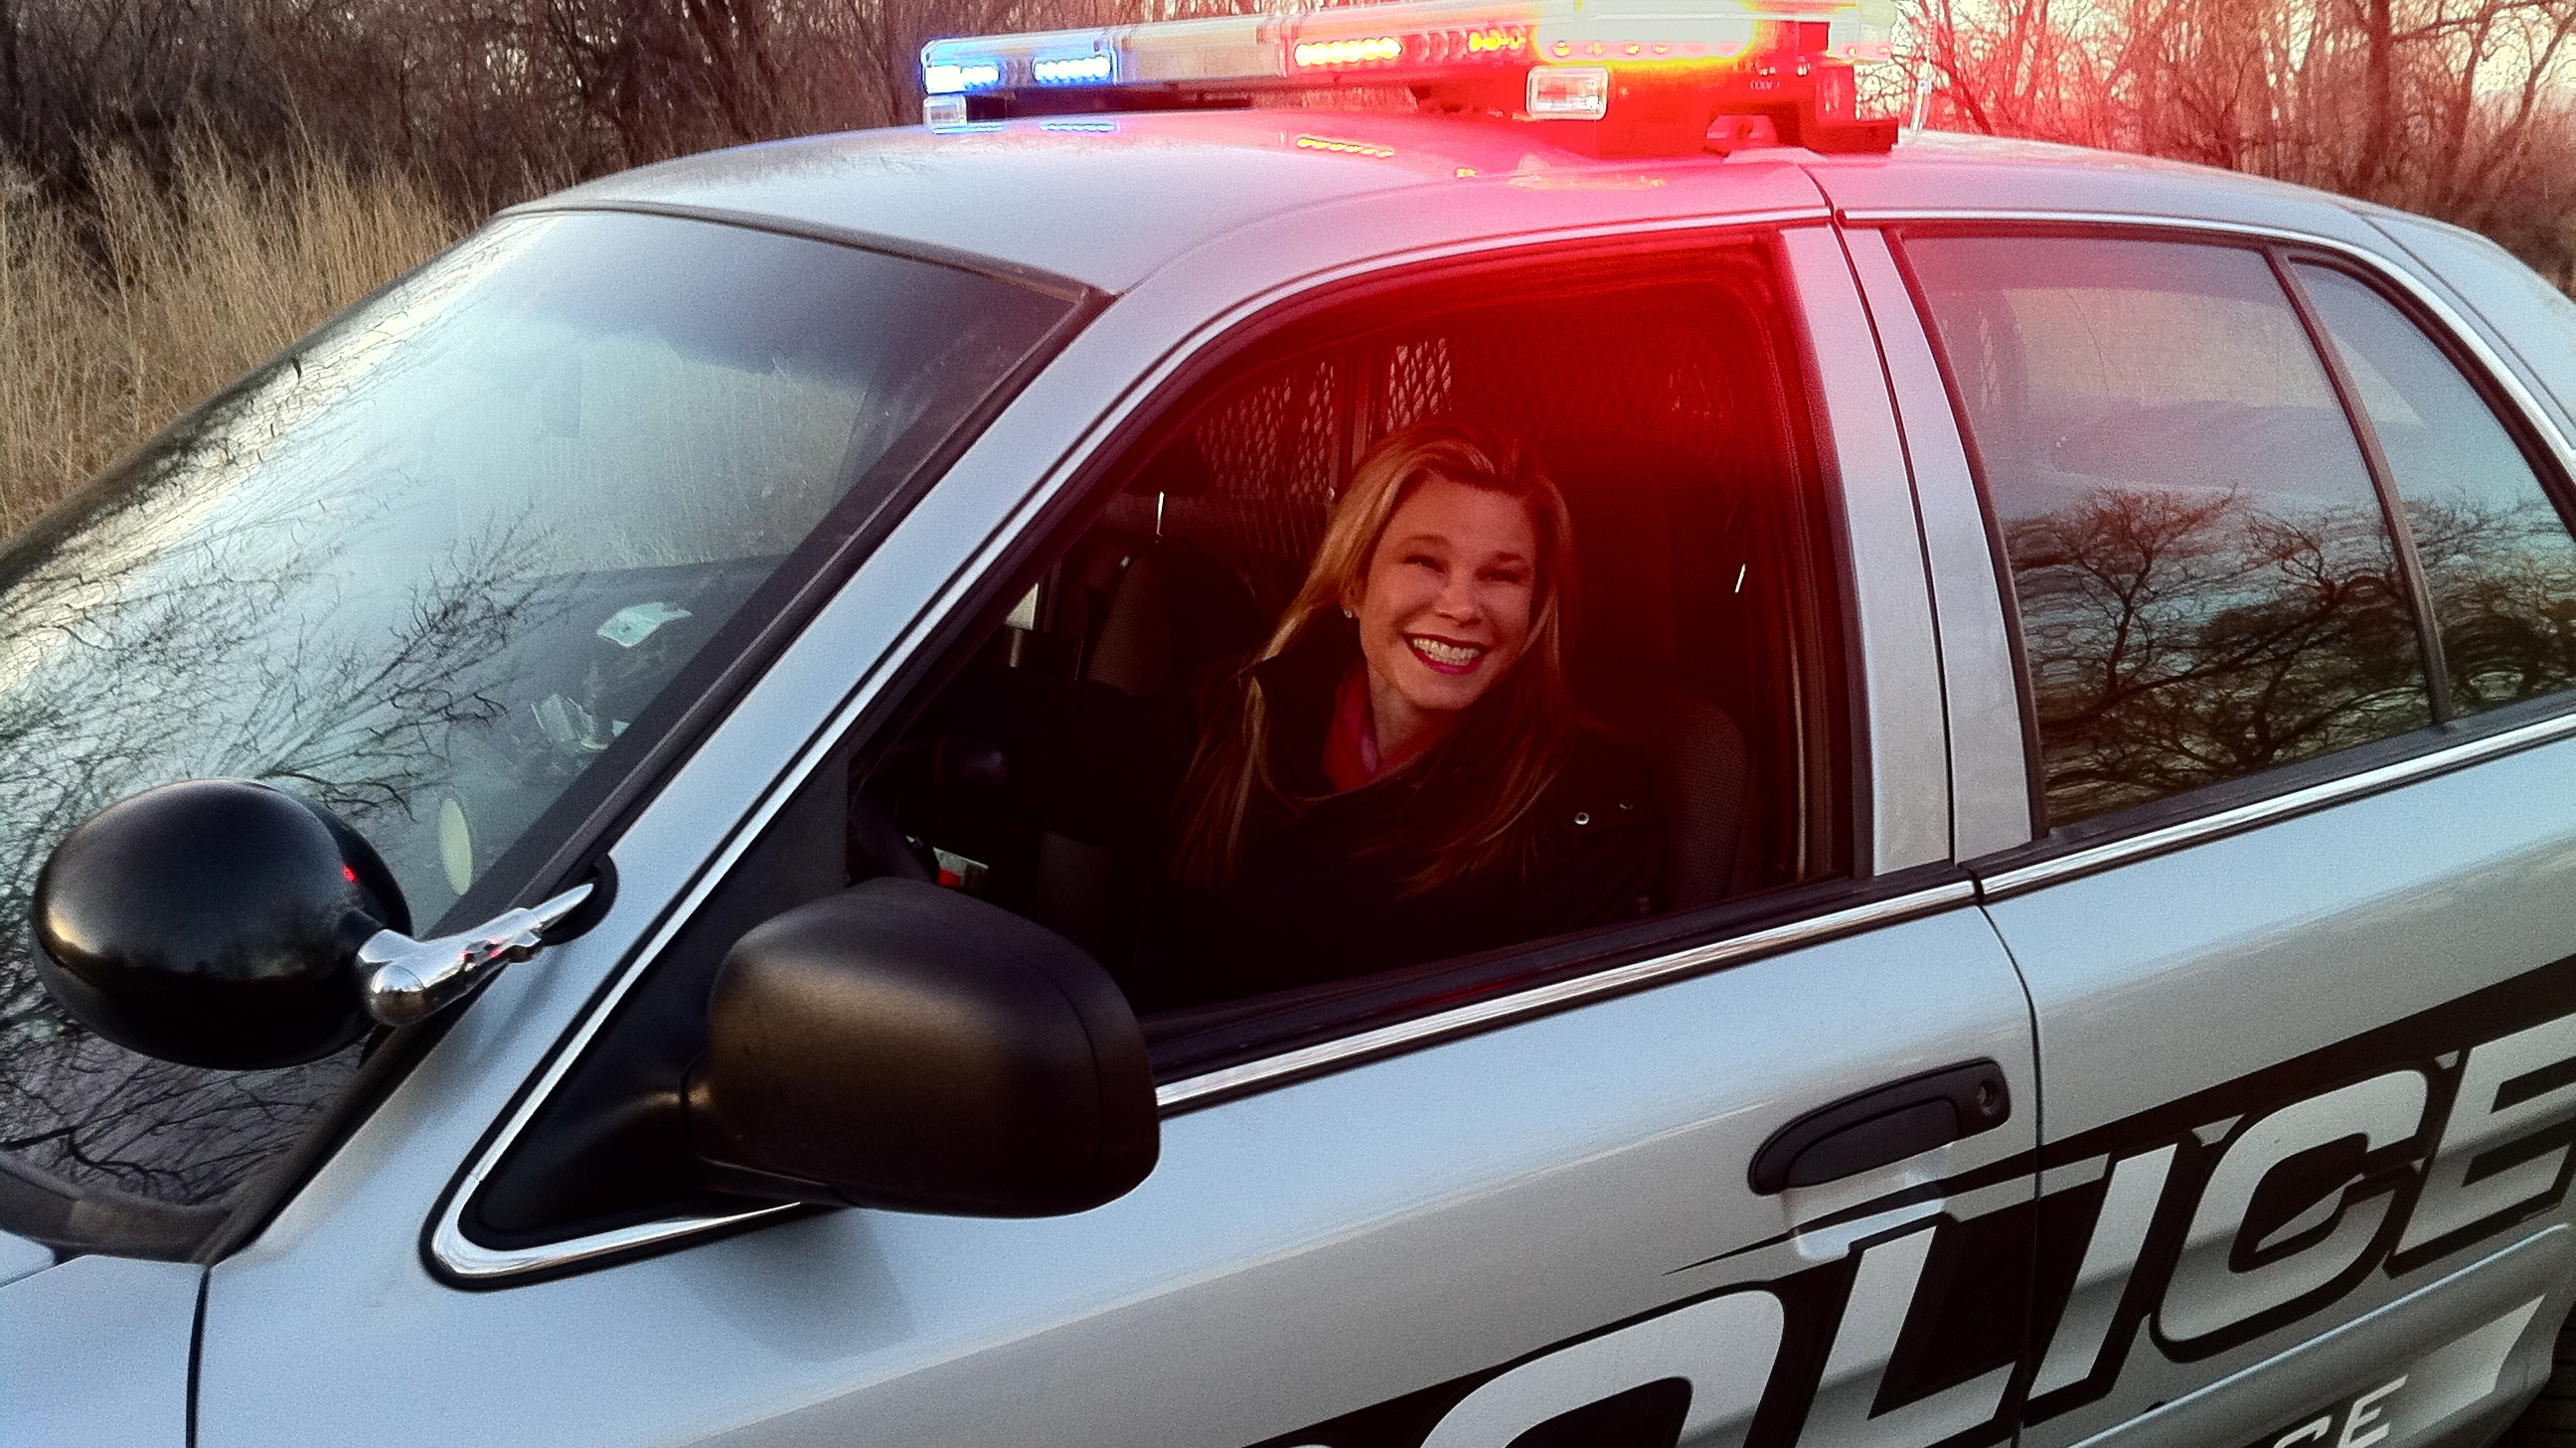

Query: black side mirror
[31,779,411,1069]
[33,778,598,1070]
[686,878,1159,1216]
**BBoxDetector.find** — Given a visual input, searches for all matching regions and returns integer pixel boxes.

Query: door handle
[1748,1059,2011,1195]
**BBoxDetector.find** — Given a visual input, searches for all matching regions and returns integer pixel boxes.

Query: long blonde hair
[1171,419,1578,893]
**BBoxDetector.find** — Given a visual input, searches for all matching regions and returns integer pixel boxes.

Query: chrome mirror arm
[358,883,595,1027]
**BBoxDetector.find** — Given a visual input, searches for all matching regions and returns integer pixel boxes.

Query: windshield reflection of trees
[2019,486,2576,825]
[0,381,563,1217]
[0,214,1037,1232]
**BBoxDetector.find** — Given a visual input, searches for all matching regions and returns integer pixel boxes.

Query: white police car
[9,4,2576,1446]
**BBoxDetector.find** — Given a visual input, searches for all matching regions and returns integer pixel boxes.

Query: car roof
[523,109,2396,294]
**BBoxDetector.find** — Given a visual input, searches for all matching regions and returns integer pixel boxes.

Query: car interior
[867,244,1852,1042]
[462,240,1853,1247]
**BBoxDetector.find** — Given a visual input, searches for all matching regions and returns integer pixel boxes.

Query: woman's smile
[1406,633,1487,674]
[1349,477,1540,758]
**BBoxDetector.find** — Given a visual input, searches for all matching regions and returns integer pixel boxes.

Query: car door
[192,221,2039,1448]
[0,1250,197,1448]
[0,1161,192,1448]
[1853,217,2576,1448]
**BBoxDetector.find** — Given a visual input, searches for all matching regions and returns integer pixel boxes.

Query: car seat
[1034,439,1267,956]
[1541,433,1761,909]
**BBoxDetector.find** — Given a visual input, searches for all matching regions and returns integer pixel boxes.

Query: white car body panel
[8,105,2574,1448]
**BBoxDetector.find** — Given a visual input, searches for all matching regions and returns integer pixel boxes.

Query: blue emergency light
[919,0,1900,157]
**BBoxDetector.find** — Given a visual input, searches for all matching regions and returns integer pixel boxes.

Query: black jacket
[963,618,1664,1011]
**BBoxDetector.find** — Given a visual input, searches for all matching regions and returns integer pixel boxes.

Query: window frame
[816,224,1883,1103]
[424,215,1975,1285]
[1876,214,2576,899]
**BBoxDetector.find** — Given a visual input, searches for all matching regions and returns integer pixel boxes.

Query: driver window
[867,241,1849,1028]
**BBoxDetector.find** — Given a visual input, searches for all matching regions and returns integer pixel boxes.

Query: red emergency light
[920,0,1902,157]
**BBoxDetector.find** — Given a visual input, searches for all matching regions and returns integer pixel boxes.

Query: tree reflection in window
[2407,494,2576,711]
[1906,236,2437,828]
[2007,487,2428,823]
[0,487,553,1212]
[2292,260,2576,718]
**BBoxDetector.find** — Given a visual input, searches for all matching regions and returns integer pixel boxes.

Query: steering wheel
[846,784,935,885]
[847,735,1011,886]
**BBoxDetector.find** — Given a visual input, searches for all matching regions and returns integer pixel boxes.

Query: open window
[867,236,1851,1070]
[457,234,1854,1255]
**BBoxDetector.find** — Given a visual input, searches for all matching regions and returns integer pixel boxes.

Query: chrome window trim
[1154,879,1977,1111]
[1979,700,2576,900]
[431,1194,794,1283]
[429,208,1836,1284]
[430,879,1983,1281]
[1841,208,2576,899]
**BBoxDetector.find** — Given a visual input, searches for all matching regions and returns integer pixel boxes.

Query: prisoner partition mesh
[1177,296,1754,574]
[1178,359,1345,566]
[1432,306,1741,462]
[1380,337,1458,433]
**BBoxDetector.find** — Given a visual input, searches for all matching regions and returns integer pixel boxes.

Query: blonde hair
[1171,418,1577,893]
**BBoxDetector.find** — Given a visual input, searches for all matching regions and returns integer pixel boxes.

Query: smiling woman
[1343,476,1544,773]
[843,245,1849,1037]
[1174,421,1588,899]
[922,421,1657,1014]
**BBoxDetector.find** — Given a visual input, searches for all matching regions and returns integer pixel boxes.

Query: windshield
[0,211,1073,1243]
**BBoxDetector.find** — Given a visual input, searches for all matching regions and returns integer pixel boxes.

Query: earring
[1341,605,1355,619]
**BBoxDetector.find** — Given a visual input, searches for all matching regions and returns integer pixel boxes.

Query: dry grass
[0,144,459,536]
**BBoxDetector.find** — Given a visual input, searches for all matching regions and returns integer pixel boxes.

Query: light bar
[1526,66,1610,119]
[1033,53,1115,84]
[920,0,1901,155]
[921,60,1002,95]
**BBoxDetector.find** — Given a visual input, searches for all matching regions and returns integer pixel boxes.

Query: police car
[8,2,2576,1446]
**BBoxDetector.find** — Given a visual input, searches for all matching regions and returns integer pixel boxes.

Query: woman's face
[1350,477,1541,733]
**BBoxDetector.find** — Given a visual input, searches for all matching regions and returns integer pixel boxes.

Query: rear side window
[2291,261,2576,716]
[1904,236,2431,825]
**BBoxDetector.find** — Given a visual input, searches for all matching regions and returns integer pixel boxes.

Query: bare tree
[2011,489,2428,818]
[1905,0,2576,283]
[0,0,1208,217]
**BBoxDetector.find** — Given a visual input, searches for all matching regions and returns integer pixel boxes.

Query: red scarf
[1322,660,1444,792]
